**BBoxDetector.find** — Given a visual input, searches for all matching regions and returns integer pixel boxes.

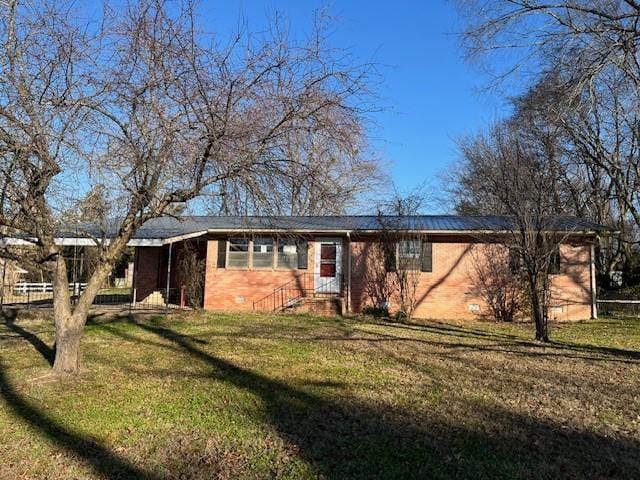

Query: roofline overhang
[203,228,602,236]
[0,228,602,248]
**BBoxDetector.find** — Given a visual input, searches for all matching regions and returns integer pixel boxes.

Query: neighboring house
[0,259,28,285]
[114,215,603,321]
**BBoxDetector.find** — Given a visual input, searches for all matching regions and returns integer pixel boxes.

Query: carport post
[590,243,597,319]
[0,259,6,309]
[165,241,173,312]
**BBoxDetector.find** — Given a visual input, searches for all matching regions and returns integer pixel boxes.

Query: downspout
[346,231,352,314]
[590,242,597,319]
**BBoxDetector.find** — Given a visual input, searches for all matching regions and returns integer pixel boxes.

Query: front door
[314,238,342,294]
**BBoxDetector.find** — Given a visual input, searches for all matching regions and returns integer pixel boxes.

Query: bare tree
[512,75,638,284]
[0,0,376,374]
[212,116,384,215]
[457,1,640,91]
[456,121,572,341]
[456,0,640,284]
[371,185,433,320]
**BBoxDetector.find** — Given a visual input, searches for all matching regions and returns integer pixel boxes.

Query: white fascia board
[2,236,159,247]
[0,238,36,247]
[128,231,208,247]
[1,228,599,249]
[127,238,163,247]
[55,238,109,246]
[162,231,208,244]
[206,228,352,235]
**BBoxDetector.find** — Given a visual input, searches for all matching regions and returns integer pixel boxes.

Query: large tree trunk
[51,253,115,375]
[51,254,82,374]
[52,315,84,374]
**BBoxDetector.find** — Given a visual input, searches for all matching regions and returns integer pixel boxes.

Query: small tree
[359,241,394,316]
[456,122,571,341]
[372,185,432,320]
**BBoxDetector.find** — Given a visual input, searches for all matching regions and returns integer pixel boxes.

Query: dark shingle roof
[77,215,606,241]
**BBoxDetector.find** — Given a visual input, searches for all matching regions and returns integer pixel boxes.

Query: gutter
[201,228,603,236]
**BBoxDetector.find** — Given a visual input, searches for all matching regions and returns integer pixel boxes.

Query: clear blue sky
[203,0,510,199]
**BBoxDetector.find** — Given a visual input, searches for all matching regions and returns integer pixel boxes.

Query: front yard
[0,311,639,479]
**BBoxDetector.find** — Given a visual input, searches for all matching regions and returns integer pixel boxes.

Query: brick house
[127,215,603,321]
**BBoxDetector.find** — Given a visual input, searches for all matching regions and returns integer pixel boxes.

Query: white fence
[12,282,88,294]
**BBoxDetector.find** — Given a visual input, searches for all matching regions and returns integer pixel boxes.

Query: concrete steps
[138,290,165,305]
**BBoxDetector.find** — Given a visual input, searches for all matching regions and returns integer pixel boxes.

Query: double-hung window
[221,237,307,269]
[253,237,274,268]
[277,238,299,269]
[227,238,249,268]
[398,239,421,271]
[386,239,433,272]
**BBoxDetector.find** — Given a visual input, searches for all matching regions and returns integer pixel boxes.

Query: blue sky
[203,0,511,201]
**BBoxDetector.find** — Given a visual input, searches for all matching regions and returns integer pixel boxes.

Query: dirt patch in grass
[1,311,639,479]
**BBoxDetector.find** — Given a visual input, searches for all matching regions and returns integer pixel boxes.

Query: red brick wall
[203,239,316,311]
[549,244,592,321]
[350,238,593,321]
[137,235,594,321]
[133,246,161,302]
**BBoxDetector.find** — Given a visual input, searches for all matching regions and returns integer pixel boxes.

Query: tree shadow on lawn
[0,308,54,366]
[377,320,640,363]
[150,316,640,365]
[0,360,159,479]
[133,321,640,479]
[3,316,640,478]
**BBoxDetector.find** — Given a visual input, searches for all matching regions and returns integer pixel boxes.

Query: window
[277,238,299,269]
[276,238,308,269]
[508,247,521,273]
[320,244,337,277]
[548,247,561,274]
[386,239,432,272]
[227,238,249,268]
[253,237,274,268]
[398,239,421,271]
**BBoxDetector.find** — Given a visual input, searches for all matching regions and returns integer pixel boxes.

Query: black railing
[253,273,343,312]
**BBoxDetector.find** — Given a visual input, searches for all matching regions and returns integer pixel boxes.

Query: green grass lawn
[0,311,639,479]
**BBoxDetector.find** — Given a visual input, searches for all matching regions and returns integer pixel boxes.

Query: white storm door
[314,238,342,294]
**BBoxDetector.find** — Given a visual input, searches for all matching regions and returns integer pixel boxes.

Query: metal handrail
[253,272,343,312]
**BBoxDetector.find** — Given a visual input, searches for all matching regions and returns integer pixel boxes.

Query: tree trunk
[529,275,549,342]
[51,254,113,374]
[51,254,82,374]
[52,318,83,374]
[49,235,128,375]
